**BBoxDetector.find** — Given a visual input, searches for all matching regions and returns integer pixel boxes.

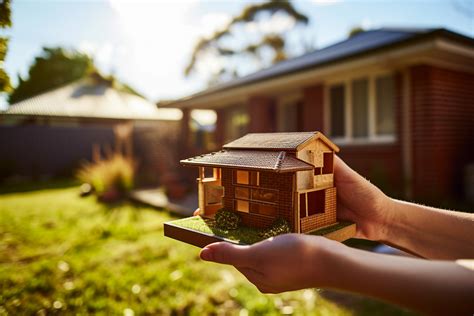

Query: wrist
[310,238,349,288]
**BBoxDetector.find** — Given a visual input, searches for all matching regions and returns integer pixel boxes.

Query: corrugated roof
[169,28,473,104]
[2,77,182,121]
[181,149,313,173]
[224,131,339,152]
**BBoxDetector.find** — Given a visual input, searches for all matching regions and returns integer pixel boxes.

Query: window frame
[324,71,397,145]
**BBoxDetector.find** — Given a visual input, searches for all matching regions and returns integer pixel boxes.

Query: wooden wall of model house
[296,139,334,191]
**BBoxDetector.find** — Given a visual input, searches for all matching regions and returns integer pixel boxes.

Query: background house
[0,74,182,185]
[166,28,474,205]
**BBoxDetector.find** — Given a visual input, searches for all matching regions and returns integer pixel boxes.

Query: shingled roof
[181,150,313,173]
[224,131,339,152]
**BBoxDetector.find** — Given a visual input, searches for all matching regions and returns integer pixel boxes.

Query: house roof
[2,76,182,121]
[168,28,473,107]
[224,131,339,152]
[181,149,314,173]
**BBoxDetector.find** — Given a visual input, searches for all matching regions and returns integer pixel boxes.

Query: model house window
[307,190,325,215]
[299,190,325,218]
[234,170,259,186]
[234,185,278,217]
[235,199,249,212]
[327,74,395,142]
[322,152,333,174]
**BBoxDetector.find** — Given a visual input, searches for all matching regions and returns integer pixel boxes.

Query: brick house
[169,28,474,203]
[181,132,339,233]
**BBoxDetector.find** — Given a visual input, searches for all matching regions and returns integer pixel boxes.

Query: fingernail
[200,248,214,261]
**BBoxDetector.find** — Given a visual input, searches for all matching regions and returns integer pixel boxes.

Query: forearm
[378,199,474,259]
[319,242,474,315]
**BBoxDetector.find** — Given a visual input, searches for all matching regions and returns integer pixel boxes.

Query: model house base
[164,216,356,248]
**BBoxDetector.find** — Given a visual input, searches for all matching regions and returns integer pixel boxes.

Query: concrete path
[130,187,197,217]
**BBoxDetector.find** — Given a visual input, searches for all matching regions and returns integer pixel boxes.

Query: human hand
[334,156,391,241]
[200,234,339,293]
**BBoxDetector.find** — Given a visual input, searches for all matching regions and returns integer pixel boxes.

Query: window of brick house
[329,85,345,138]
[327,73,396,143]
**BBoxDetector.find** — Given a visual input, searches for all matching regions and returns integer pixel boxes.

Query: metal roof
[2,77,182,121]
[224,131,339,152]
[181,149,313,173]
[171,28,474,104]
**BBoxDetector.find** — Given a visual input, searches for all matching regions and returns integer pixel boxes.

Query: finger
[200,242,253,267]
[193,209,200,216]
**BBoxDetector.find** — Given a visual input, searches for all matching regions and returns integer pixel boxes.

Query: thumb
[200,242,252,267]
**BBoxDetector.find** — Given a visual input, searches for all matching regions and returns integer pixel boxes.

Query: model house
[181,131,340,233]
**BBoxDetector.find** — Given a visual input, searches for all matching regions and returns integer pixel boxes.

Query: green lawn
[0,182,414,315]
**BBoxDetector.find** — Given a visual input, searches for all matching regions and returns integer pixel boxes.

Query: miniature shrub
[76,154,135,199]
[259,218,291,239]
[215,208,241,230]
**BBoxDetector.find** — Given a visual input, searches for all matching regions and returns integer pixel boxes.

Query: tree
[348,26,365,38]
[9,47,95,104]
[0,0,12,93]
[185,0,310,85]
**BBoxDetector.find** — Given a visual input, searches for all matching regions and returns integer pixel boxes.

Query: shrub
[215,208,241,230]
[259,218,290,239]
[76,154,135,200]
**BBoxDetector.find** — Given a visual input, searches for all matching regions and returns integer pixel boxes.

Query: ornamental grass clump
[259,218,290,239]
[76,154,135,201]
[215,208,241,230]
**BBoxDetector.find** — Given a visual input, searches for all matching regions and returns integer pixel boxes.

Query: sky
[2,0,473,109]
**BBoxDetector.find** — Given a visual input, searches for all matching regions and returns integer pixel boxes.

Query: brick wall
[221,169,295,230]
[300,187,337,233]
[248,96,276,133]
[410,65,474,201]
[302,84,324,131]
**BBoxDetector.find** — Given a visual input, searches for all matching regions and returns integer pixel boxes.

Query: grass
[0,183,415,315]
[171,217,356,245]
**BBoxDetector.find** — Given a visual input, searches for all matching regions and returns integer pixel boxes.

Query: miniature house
[181,132,340,234]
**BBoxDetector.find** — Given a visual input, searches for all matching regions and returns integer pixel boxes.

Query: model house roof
[224,131,339,152]
[3,76,181,121]
[181,149,313,173]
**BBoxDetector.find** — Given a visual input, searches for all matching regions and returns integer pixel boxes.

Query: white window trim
[324,71,397,145]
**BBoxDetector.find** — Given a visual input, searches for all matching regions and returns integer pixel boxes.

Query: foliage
[348,26,365,38]
[259,217,291,239]
[0,185,359,315]
[215,208,241,230]
[76,155,134,199]
[185,0,311,85]
[0,0,12,93]
[8,47,95,104]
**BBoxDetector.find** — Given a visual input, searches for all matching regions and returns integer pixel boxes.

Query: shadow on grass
[0,178,79,195]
